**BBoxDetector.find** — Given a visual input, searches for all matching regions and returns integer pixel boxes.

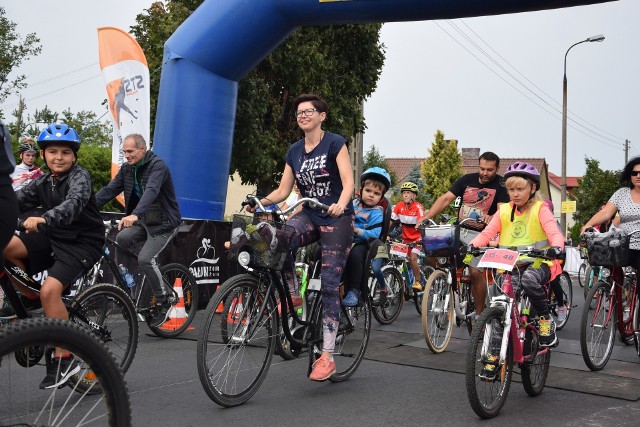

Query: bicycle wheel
[0,318,131,426]
[633,292,640,358]
[145,263,199,338]
[521,327,550,396]
[578,262,587,287]
[422,270,454,353]
[466,306,512,419]
[197,273,277,407]
[371,265,404,325]
[552,272,573,330]
[332,298,371,382]
[459,278,476,336]
[414,265,435,314]
[619,275,635,345]
[580,281,616,371]
[583,264,593,301]
[70,283,138,393]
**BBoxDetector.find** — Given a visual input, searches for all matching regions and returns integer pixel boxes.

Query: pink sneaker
[309,353,336,381]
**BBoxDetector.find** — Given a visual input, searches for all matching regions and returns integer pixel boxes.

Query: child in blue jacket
[342,167,391,306]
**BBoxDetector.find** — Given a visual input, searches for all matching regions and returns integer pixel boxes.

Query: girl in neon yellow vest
[470,162,564,347]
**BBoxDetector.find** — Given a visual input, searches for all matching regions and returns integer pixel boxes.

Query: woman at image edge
[247,93,354,382]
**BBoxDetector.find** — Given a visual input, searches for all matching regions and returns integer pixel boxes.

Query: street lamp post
[561,34,605,236]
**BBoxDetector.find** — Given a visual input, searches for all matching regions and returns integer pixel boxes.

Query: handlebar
[241,194,330,216]
[461,245,563,261]
[17,218,46,232]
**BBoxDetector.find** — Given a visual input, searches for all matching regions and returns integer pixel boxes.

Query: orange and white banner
[98,27,150,204]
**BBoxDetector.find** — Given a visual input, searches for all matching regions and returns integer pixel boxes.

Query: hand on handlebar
[326,203,346,217]
[119,214,139,230]
[541,246,563,259]
[20,216,46,233]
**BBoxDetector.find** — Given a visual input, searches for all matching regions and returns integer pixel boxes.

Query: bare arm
[580,202,618,235]
[246,164,295,213]
[328,145,354,217]
[423,191,456,221]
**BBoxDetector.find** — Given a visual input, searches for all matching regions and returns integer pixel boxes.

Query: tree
[572,157,620,226]
[420,130,462,211]
[131,1,385,191]
[363,145,397,187]
[0,6,42,116]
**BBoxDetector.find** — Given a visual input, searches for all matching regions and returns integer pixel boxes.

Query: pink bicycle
[464,246,560,418]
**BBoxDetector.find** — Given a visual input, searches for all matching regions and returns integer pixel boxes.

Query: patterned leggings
[512,264,551,316]
[285,211,354,353]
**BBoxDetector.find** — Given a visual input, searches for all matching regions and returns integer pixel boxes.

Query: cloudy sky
[2,0,637,177]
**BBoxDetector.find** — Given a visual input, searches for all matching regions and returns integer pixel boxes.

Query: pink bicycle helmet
[504,162,540,184]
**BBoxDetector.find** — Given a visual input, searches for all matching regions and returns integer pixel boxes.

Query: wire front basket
[228,215,296,270]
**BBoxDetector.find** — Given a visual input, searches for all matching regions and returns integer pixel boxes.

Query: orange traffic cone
[159,277,195,331]
[226,294,246,324]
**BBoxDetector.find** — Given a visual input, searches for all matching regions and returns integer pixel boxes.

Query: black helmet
[19,141,38,154]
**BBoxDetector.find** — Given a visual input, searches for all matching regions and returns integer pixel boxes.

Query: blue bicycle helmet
[37,124,81,153]
[361,167,391,193]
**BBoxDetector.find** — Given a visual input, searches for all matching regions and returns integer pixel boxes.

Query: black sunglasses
[631,171,640,177]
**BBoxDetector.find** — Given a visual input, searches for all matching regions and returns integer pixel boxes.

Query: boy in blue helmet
[342,167,391,306]
[2,123,104,389]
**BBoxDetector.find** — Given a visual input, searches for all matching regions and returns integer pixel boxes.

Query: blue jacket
[353,199,384,243]
[96,150,181,236]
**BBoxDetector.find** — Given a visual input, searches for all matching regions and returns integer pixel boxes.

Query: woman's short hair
[293,94,328,114]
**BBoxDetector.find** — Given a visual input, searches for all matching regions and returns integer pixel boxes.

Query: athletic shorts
[403,239,422,256]
[19,232,92,288]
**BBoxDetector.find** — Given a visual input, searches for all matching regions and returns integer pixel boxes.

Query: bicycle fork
[481,297,512,374]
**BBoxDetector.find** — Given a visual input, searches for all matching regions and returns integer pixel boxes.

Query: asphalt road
[122,275,640,426]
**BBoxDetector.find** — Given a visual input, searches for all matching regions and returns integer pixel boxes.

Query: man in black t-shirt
[421,151,509,316]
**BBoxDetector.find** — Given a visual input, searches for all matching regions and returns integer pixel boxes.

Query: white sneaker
[556,305,567,323]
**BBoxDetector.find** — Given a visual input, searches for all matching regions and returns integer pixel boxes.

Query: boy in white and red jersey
[390,182,425,291]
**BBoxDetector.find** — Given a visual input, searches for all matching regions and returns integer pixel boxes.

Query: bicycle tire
[465,306,513,419]
[578,262,587,287]
[580,281,616,371]
[197,274,276,407]
[371,265,404,325]
[414,265,435,315]
[70,283,138,392]
[14,344,45,367]
[583,264,593,301]
[0,317,131,426]
[459,278,476,336]
[553,272,573,330]
[619,276,635,345]
[145,263,199,338]
[422,270,454,353]
[633,291,640,358]
[521,327,550,396]
[324,298,371,382]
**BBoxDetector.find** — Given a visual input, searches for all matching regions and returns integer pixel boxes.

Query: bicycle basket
[584,228,629,267]
[228,215,296,270]
[421,224,459,257]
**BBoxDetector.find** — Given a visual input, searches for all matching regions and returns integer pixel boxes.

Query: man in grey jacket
[96,133,181,327]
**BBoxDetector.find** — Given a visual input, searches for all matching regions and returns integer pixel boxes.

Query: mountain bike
[0,231,138,394]
[0,317,131,426]
[197,196,371,407]
[381,239,434,318]
[580,229,638,371]
[78,219,198,338]
[420,218,480,353]
[464,246,560,419]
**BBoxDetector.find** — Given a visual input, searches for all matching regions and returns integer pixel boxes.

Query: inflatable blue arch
[153,0,613,220]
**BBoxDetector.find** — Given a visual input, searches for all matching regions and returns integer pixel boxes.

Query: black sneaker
[0,304,16,318]
[149,301,172,328]
[39,356,81,389]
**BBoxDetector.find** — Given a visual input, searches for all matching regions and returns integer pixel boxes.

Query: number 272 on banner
[477,249,519,271]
